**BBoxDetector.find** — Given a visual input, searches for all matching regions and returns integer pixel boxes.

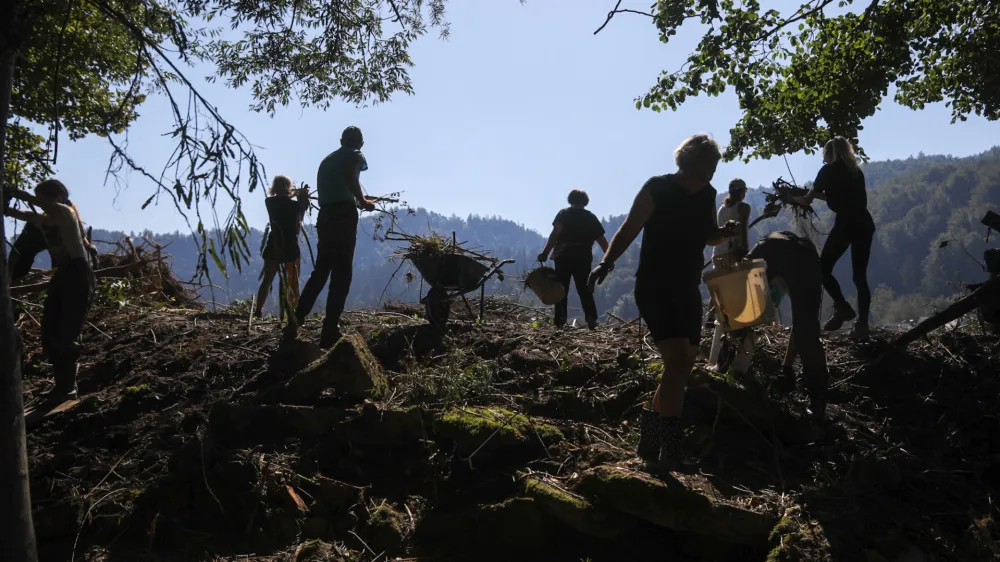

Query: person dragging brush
[588,134,740,471]
[4,180,98,401]
[254,175,310,319]
[537,189,609,329]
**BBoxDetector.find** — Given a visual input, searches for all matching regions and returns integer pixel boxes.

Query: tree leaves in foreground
[604,0,1000,161]
[6,0,450,278]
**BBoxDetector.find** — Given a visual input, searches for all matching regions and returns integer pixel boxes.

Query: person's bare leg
[255,260,278,316]
[650,338,698,470]
[286,259,301,312]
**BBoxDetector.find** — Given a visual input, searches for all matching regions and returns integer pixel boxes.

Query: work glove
[587,261,614,293]
[722,220,741,236]
[536,252,549,264]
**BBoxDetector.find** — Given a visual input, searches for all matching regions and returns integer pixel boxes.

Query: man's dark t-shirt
[636,174,717,286]
[264,196,309,262]
[552,207,604,260]
[813,160,868,218]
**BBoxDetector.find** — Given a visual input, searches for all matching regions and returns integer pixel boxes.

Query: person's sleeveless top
[636,174,717,287]
[713,202,745,257]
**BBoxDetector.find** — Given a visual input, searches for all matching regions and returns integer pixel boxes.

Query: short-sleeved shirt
[813,160,867,218]
[317,147,368,206]
[552,207,605,260]
[264,196,309,262]
[636,174,717,287]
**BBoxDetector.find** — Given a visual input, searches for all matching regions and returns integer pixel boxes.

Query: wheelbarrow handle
[475,259,515,288]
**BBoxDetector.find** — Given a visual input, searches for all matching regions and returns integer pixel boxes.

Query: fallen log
[893,275,1000,348]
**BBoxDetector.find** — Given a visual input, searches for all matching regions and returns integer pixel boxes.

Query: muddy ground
[14,284,1000,561]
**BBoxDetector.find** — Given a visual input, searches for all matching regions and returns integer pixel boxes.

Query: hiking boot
[636,408,659,462]
[772,366,797,393]
[587,320,598,331]
[849,321,870,340]
[47,362,79,401]
[823,301,857,332]
[649,416,697,473]
[804,380,827,421]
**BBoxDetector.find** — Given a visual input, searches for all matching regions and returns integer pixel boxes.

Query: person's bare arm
[736,202,751,254]
[541,222,563,256]
[706,203,730,246]
[343,161,374,210]
[6,187,58,212]
[597,235,609,253]
[600,185,653,266]
[4,207,46,226]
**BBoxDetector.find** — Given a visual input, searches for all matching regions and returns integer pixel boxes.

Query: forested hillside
[11,149,999,326]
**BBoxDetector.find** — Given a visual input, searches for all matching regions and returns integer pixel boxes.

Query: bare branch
[594,0,653,35]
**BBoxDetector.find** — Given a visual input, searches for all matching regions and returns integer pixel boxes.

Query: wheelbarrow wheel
[425,287,451,330]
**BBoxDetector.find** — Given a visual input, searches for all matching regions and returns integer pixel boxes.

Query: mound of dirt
[13,267,1000,560]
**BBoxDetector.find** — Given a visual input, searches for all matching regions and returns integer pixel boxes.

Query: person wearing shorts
[589,134,738,471]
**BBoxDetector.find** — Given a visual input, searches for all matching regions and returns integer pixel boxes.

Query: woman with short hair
[537,189,609,329]
[255,175,310,319]
[797,136,876,339]
[590,134,739,470]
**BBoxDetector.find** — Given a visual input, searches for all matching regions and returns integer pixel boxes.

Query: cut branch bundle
[386,230,498,268]
[747,178,815,231]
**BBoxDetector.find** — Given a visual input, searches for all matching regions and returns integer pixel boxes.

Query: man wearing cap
[711,178,751,268]
[289,126,375,348]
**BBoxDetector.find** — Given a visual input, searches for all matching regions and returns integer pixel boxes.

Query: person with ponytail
[254,175,309,319]
[4,180,97,400]
[796,136,876,339]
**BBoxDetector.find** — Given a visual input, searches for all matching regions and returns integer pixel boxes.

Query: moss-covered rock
[523,476,635,539]
[766,507,833,562]
[364,502,407,555]
[280,333,388,403]
[434,407,562,455]
[578,465,776,548]
[341,402,430,445]
[415,497,547,558]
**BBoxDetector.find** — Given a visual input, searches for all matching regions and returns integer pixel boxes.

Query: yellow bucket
[703,258,770,332]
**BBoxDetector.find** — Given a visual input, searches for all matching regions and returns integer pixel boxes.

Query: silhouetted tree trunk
[0,0,39,557]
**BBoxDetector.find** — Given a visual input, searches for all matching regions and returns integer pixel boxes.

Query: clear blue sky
[14,1,1000,237]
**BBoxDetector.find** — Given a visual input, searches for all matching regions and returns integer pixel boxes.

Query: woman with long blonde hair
[798,136,876,339]
[255,175,310,319]
[589,134,739,470]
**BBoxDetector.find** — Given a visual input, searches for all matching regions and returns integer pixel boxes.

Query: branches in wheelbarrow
[385,231,498,265]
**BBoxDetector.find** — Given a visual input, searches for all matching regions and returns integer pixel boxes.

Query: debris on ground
[13,248,1000,561]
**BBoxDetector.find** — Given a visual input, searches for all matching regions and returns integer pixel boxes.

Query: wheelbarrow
[411,253,515,329]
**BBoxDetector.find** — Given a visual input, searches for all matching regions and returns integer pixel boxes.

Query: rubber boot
[823,301,857,332]
[586,317,598,331]
[651,417,696,473]
[636,408,658,461]
[804,376,827,421]
[48,361,79,401]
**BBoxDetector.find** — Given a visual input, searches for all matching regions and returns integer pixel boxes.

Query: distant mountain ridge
[11,148,999,325]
